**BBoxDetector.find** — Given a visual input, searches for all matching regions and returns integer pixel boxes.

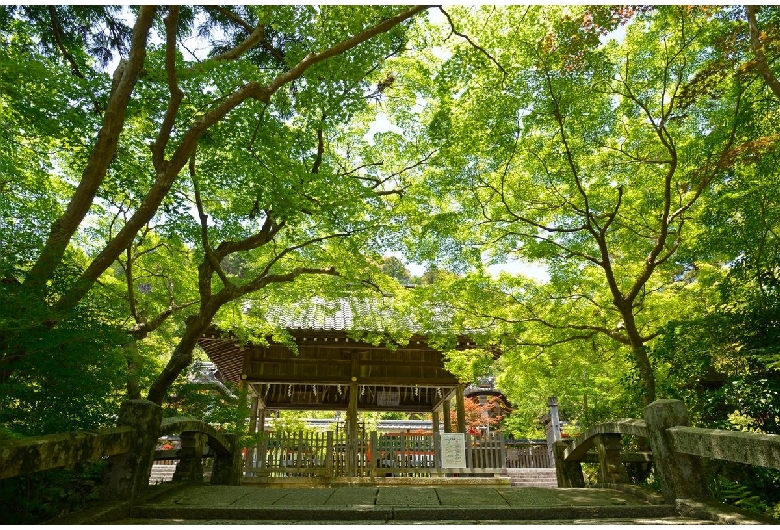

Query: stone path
[107,485,718,524]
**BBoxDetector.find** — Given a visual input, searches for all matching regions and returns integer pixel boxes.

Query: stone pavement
[107,485,720,524]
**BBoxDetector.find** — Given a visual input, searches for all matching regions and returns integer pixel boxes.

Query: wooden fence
[505,440,551,468]
[245,426,371,478]
[371,432,437,476]
[244,430,507,478]
[466,433,505,470]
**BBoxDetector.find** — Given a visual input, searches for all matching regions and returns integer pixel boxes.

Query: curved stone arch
[159,417,232,456]
[564,419,649,461]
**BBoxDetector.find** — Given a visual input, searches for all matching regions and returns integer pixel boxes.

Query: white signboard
[377,390,400,407]
[440,433,467,468]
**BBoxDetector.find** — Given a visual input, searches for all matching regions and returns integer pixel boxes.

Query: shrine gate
[197,301,506,480]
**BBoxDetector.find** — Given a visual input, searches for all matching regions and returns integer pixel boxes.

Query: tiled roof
[262,297,415,332]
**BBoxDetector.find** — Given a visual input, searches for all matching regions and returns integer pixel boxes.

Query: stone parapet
[0,427,134,480]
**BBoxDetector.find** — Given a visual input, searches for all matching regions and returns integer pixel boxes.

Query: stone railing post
[101,400,162,503]
[553,440,584,488]
[172,431,207,483]
[210,433,242,485]
[643,399,708,502]
[594,433,630,484]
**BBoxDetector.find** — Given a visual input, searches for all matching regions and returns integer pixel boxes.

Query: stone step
[149,464,177,485]
[504,468,557,474]
[113,516,715,525]
[504,467,558,488]
[128,503,682,523]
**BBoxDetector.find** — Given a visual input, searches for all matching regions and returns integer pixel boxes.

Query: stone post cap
[643,399,691,426]
[645,398,685,408]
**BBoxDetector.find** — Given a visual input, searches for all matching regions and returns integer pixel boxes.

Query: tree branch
[130,299,198,339]
[47,6,85,78]
[747,5,780,101]
[51,5,428,315]
[311,126,324,175]
[204,6,286,64]
[151,7,184,170]
[191,153,231,289]
[215,212,284,258]
[27,6,157,298]
[439,7,507,83]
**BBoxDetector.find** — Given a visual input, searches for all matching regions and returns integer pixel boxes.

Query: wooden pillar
[248,395,259,434]
[432,410,442,471]
[256,406,266,470]
[247,395,259,475]
[369,430,378,477]
[326,431,334,477]
[456,383,466,434]
[347,351,361,478]
[347,381,359,477]
[442,398,452,433]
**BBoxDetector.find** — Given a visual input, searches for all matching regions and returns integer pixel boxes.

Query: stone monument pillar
[545,396,562,465]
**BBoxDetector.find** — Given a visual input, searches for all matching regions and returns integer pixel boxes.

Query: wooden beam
[356,376,460,385]
[246,358,352,366]
[443,398,452,433]
[432,386,458,410]
[263,403,436,413]
[355,360,453,368]
[248,396,259,434]
[242,376,460,386]
[456,383,466,434]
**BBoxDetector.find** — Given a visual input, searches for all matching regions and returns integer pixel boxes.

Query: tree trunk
[631,345,656,406]
[146,313,212,405]
[618,303,657,405]
[124,342,142,400]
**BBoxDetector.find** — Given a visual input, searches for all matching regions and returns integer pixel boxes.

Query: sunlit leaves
[392,4,779,410]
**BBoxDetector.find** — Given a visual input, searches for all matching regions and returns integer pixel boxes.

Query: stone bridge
[1,399,778,524]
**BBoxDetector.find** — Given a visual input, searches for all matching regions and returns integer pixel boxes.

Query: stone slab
[436,487,509,506]
[375,486,440,505]
[272,488,336,505]
[229,488,294,507]
[498,487,646,507]
[325,487,378,506]
[164,485,251,506]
